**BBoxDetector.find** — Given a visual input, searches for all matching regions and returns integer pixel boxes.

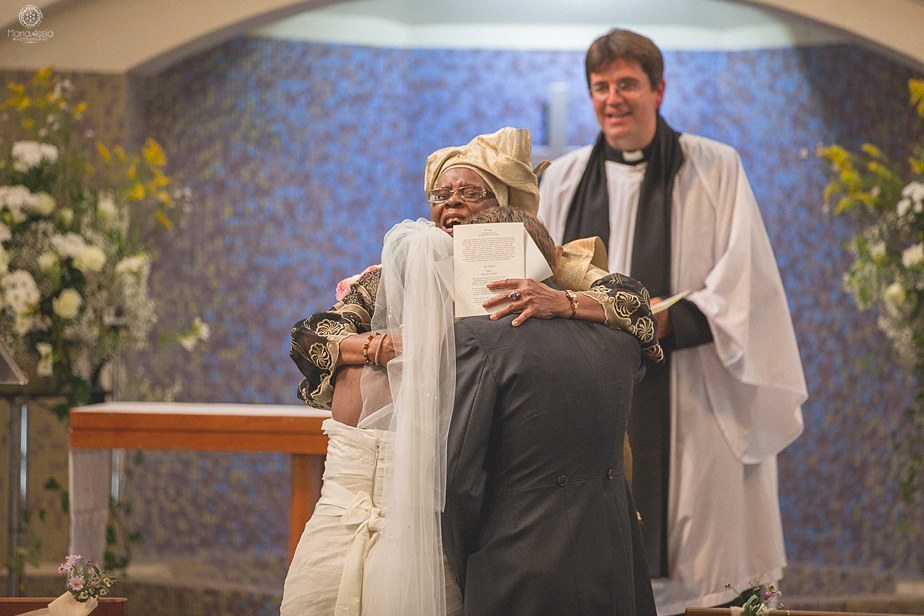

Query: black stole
[563,115,684,578]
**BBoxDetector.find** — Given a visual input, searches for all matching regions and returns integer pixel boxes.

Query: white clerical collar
[622,149,644,163]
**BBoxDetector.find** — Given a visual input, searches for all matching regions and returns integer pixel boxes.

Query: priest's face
[589,58,664,151]
[428,167,499,235]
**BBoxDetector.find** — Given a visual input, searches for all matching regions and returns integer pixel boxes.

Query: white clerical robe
[539,134,807,615]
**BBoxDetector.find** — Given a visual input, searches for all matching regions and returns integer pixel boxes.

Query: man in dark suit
[441,208,657,616]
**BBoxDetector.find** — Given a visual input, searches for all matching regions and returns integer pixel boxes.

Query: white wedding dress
[281,220,463,616]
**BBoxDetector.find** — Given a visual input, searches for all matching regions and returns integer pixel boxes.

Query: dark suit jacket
[442,314,657,616]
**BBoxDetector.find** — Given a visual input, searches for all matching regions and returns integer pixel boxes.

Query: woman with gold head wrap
[290,128,661,420]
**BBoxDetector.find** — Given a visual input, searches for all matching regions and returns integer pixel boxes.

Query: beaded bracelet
[363,332,382,365]
[564,290,579,319]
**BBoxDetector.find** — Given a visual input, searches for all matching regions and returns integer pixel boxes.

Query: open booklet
[651,289,690,314]
[453,222,553,318]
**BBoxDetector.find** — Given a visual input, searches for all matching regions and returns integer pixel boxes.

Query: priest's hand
[651,297,671,339]
[483,278,572,327]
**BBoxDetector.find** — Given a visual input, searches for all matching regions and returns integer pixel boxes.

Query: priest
[538,28,808,616]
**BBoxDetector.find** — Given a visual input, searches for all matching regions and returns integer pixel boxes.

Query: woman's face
[428,167,500,235]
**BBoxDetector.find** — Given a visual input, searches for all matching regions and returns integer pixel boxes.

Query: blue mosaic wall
[10,37,921,586]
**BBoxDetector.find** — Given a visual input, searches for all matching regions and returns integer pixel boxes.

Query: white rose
[0,185,36,223]
[38,251,58,272]
[30,192,56,216]
[902,243,923,268]
[96,193,117,224]
[897,197,912,218]
[0,185,35,209]
[115,254,148,276]
[11,141,58,172]
[51,232,86,258]
[1,269,40,313]
[73,245,106,274]
[901,181,924,203]
[13,313,33,335]
[41,143,58,164]
[869,241,887,264]
[193,316,210,342]
[36,342,53,358]
[0,221,10,243]
[58,208,74,227]
[178,316,211,351]
[35,342,54,376]
[0,246,9,275]
[52,288,82,319]
[883,282,906,306]
[36,357,54,377]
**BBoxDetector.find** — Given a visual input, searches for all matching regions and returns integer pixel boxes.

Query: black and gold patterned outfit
[291,266,662,409]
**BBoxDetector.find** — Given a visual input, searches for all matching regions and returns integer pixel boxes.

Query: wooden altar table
[69,402,330,561]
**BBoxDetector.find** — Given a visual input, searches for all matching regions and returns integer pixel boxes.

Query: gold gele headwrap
[425,127,549,215]
[554,236,610,292]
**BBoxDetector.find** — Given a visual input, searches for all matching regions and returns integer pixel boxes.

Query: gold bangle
[362,332,381,365]
[564,290,579,319]
[373,333,387,366]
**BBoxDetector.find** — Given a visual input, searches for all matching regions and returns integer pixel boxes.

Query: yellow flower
[128,181,145,201]
[126,161,137,180]
[96,141,111,163]
[841,169,861,189]
[113,145,126,162]
[17,96,30,110]
[155,190,174,206]
[910,156,924,176]
[910,78,924,117]
[142,138,167,166]
[151,167,170,187]
[817,144,849,168]
[21,119,33,129]
[867,161,895,180]
[8,82,25,95]
[75,101,87,115]
[861,143,883,159]
[154,209,174,230]
[32,66,53,84]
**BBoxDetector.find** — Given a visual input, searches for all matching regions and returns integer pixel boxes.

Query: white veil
[358,219,456,615]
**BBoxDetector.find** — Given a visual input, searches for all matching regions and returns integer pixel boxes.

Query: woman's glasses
[427,185,494,205]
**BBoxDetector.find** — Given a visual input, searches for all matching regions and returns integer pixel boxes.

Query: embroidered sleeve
[578,272,664,363]
[290,267,381,408]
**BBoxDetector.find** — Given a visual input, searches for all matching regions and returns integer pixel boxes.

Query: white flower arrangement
[0,67,202,413]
